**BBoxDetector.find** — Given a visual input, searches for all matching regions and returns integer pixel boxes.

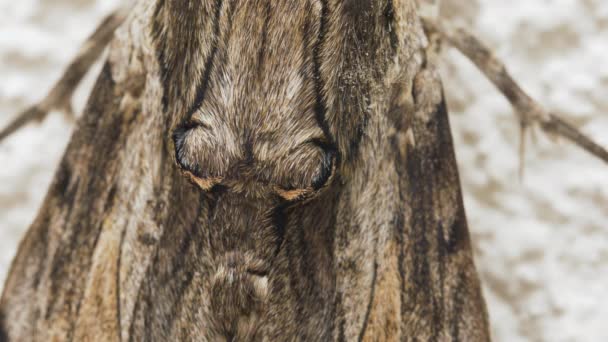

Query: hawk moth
[1,0,490,340]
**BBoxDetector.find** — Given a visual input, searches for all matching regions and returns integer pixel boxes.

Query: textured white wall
[442,1,608,341]
[1,1,607,340]
[0,0,119,284]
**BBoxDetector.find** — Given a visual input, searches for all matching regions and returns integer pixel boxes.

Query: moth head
[173,120,337,201]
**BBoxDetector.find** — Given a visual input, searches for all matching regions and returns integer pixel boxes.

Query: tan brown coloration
[359,240,402,342]
[274,187,313,202]
[184,171,224,191]
[422,18,608,166]
[0,6,129,142]
[1,0,490,341]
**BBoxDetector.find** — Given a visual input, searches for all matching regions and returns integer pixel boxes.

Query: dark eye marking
[172,121,201,175]
[246,267,269,278]
[310,138,336,190]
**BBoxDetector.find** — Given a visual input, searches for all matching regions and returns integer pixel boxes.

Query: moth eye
[274,140,337,202]
[172,121,223,191]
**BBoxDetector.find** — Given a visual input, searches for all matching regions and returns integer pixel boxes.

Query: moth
[0,0,490,340]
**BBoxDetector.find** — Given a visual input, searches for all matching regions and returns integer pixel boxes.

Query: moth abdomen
[209,252,270,340]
